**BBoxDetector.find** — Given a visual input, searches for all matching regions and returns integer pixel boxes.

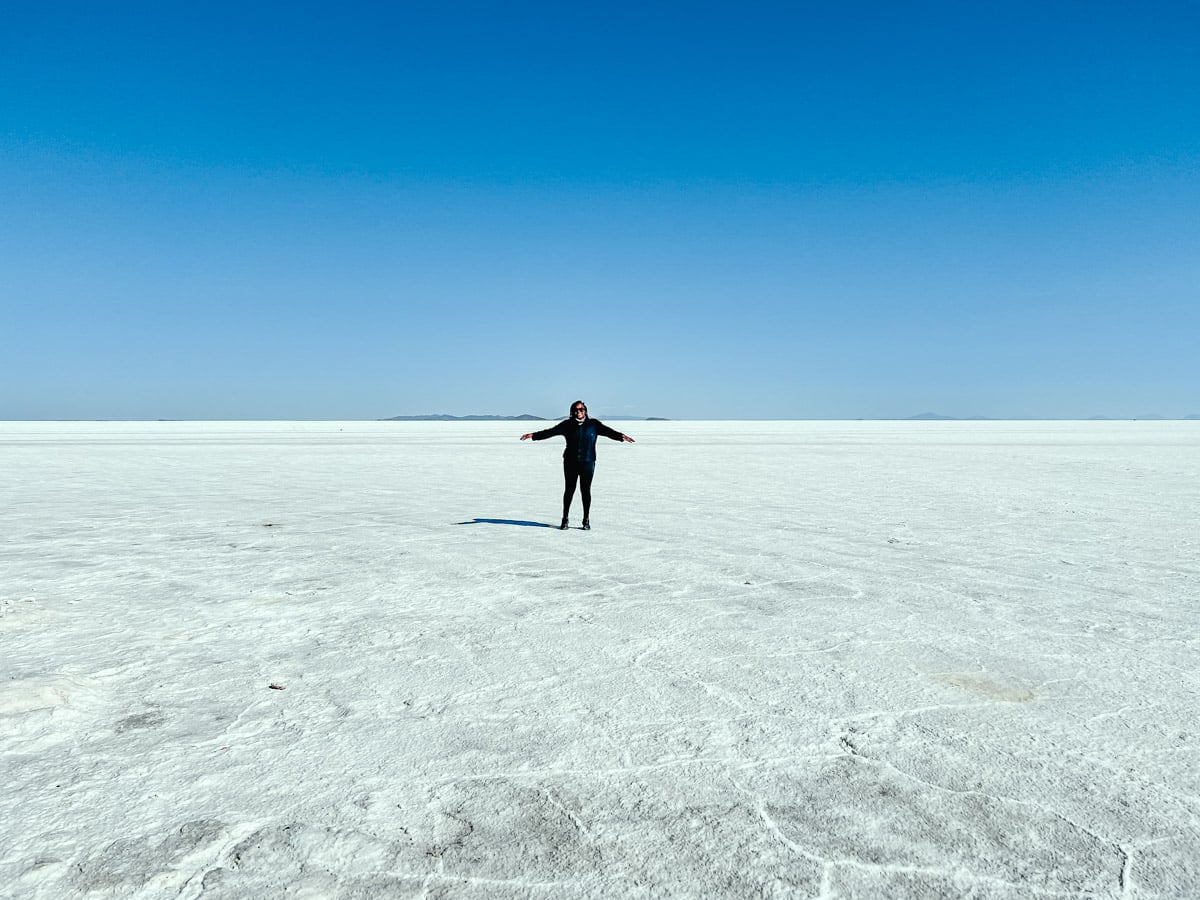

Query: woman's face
[572,403,587,420]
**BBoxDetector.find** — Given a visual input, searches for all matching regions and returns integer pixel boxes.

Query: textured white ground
[2,420,1198,899]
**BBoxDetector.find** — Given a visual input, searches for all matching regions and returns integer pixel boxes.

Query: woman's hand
[520,433,532,440]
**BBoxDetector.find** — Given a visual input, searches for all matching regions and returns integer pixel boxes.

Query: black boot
[581,518,591,530]
[559,517,569,530]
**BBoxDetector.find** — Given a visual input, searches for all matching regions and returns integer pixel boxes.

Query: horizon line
[4,416,1200,424]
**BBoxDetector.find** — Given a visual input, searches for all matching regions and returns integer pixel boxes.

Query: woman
[521,400,635,530]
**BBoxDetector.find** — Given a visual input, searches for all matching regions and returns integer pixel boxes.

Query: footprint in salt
[113,709,167,733]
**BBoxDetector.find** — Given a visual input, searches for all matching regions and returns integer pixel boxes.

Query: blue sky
[3,1,1197,419]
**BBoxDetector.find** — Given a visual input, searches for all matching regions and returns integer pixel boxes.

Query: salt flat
[2,420,1197,899]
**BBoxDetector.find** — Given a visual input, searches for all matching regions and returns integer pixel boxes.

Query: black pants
[562,459,596,519]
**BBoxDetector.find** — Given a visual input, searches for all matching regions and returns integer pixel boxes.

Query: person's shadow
[456,518,555,528]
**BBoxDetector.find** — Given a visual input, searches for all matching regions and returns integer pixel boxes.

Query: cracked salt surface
[1,420,1198,899]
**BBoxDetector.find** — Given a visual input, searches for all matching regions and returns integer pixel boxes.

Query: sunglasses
[572,406,587,413]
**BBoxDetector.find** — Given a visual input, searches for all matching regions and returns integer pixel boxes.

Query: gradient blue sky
[3,1,1197,420]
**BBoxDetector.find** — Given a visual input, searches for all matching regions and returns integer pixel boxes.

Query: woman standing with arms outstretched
[521,400,635,530]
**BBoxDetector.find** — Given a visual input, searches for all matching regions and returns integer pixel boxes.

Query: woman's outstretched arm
[520,420,568,441]
[594,420,635,443]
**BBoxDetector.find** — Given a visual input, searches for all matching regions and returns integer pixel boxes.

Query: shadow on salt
[455,518,555,528]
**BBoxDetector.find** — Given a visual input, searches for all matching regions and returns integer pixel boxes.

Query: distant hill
[904,412,957,421]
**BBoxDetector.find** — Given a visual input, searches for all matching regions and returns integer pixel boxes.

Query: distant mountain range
[383,414,668,421]
[384,414,545,421]
[381,415,1190,424]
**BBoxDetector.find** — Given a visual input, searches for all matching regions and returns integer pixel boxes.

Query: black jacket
[532,417,626,462]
